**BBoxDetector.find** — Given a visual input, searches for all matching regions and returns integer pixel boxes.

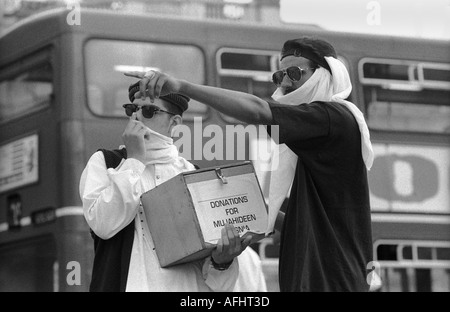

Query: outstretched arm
[124,70,273,125]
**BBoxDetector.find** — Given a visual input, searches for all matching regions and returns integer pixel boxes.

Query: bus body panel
[1,8,449,292]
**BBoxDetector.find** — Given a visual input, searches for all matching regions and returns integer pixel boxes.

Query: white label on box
[187,172,268,243]
[0,134,39,193]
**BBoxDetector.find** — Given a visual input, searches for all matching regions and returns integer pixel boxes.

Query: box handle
[215,168,228,184]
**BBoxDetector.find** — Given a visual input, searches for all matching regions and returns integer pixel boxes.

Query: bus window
[0,49,53,124]
[216,48,278,124]
[374,240,450,292]
[418,63,450,89]
[84,40,207,121]
[220,51,275,71]
[359,58,450,133]
[361,61,418,82]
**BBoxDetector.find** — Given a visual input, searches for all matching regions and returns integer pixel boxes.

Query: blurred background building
[1,0,449,39]
[0,0,283,33]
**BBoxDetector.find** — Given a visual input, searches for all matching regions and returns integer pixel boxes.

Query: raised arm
[124,70,273,125]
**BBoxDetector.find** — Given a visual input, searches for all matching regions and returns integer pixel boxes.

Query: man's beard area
[283,87,296,95]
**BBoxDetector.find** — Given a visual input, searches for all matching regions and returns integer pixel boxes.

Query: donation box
[141,161,268,267]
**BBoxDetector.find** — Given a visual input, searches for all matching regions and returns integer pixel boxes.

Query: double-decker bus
[0,7,449,292]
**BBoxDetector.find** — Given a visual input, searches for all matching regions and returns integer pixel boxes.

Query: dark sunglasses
[272,66,316,85]
[122,104,176,119]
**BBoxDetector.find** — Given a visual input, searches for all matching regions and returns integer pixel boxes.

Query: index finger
[226,223,239,252]
[215,237,223,254]
[139,77,150,101]
[124,113,138,132]
[124,71,146,79]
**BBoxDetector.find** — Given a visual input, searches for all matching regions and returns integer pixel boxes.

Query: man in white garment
[80,85,251,291]
[124,36,374,292]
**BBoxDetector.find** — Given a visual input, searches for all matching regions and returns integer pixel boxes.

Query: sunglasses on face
[272,66,316,86]
[122,104,176,119]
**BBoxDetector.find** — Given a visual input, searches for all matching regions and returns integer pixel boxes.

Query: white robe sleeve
[79,151,146,239]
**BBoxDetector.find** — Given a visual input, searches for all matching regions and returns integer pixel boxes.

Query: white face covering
[271,66,333,104]
[142,126,179,165]
[263,56,374,234]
